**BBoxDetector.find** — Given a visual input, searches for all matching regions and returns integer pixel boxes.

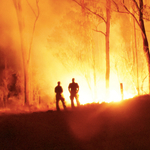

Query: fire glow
[79,86,135,105]
[78,85,135,105]
[0,0,149,111]
[62,75,136,106]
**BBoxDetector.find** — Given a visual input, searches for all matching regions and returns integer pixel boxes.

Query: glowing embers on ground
[76,79,135,105]
[78,88,135,105]
[103,90,135,103]
[64,85,135,106]
[63,75,136,106]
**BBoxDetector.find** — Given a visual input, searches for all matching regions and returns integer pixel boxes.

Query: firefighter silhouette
[68,78,80,108]
[55,81,66,111]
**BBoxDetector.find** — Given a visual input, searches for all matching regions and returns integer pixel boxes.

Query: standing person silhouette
[68,78,80,108]
[55,81,66,111]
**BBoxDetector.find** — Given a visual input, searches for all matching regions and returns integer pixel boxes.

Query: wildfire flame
[78,88,135,105]
[63,74,136,106]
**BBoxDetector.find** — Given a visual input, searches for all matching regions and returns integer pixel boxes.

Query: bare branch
[113,0,146,39]
[72,0,106,23]
[112,0,119,12]
[12,0,25,33]
[132,0,140,11]
[122,2,146,39]
[27,0,40,63]
[141,74,148,94]
[92,29,106,36]
[26,0,36,17]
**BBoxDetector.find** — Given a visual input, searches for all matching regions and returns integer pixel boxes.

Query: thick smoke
[0,0,78,109]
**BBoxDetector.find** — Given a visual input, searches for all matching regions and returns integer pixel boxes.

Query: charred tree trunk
[122,0,150,93]
[139,0,150,94]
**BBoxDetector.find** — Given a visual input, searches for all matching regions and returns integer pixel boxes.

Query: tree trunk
[133,14,140,95]
[13,0,30,105]
[20,29,30,105]
[106,0,111,98]
[139,0,150,93]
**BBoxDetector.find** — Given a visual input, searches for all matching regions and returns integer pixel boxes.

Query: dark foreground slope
[0,95,150,150]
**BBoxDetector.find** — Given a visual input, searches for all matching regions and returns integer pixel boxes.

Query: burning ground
[0,94,150,150]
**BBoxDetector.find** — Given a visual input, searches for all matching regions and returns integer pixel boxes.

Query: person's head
[57,81,60,86]
[72,78,75,83]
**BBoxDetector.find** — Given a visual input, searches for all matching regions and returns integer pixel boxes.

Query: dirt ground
[0,95,150,150]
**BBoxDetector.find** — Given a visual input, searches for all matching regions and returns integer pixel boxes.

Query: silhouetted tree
[73,0,111,98]
[13,0,39,105]
[106,0,111,97]
[113,0,150,93]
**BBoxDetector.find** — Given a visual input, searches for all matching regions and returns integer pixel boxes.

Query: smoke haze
[0,0,150,109]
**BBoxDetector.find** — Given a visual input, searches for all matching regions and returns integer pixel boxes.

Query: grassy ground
[0,95,150,150]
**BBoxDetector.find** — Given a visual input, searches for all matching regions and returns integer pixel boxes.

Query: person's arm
[68,84,71,93]
[61,87,63,93]
[76,84,79,93]
[55,87,56,93]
